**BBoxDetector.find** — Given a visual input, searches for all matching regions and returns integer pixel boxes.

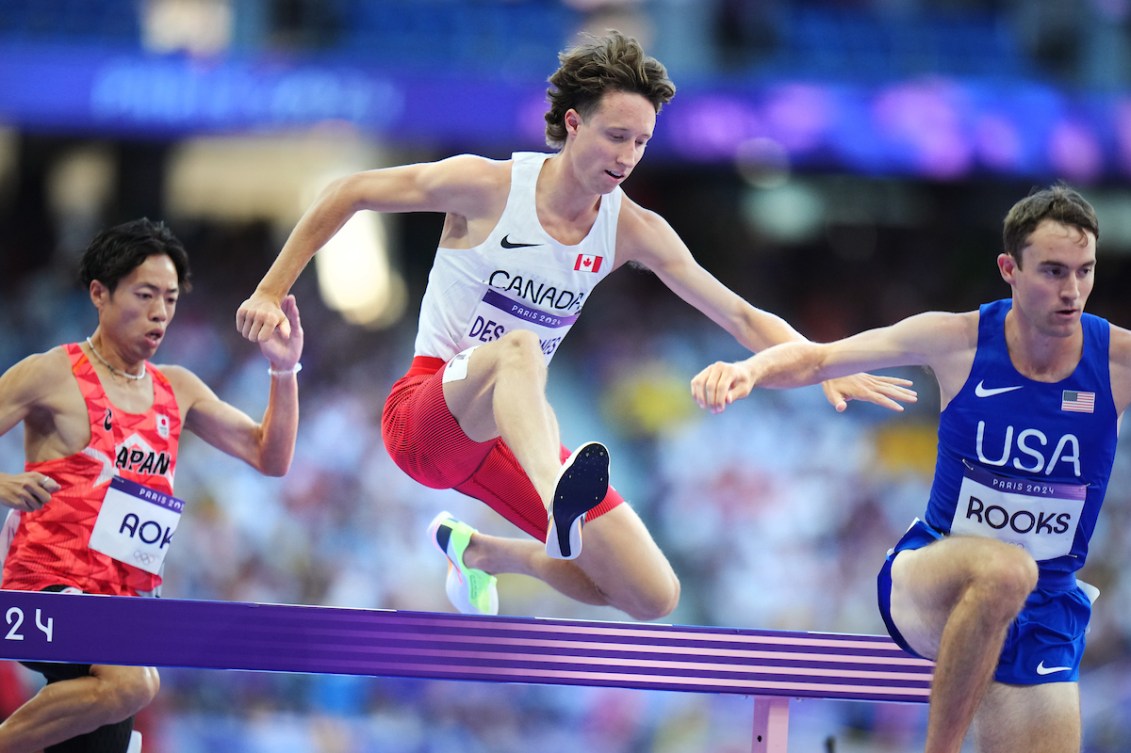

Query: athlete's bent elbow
[260,457,293,477]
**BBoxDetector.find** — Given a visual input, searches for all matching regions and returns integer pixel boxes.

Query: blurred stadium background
[1,1,1131,751]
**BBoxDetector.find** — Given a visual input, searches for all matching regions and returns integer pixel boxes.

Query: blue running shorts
[877,518,1093,685]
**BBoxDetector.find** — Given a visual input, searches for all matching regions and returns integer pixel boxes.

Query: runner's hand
[821,374,917,413]
[237,291,289,342]
[691,360,757,414]
[258,295,304,368]
[0,472,59,512]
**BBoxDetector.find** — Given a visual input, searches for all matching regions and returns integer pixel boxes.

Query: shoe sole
[427,510,457,572]
[546,442,610,560]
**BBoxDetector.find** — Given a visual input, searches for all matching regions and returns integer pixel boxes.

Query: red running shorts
[381,356,623,540]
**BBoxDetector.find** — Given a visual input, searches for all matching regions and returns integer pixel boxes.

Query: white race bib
[89,476,184,575]
[465,289,579,361]
[951,462,1085,561]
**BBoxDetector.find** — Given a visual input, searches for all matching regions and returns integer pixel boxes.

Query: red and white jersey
[413,152,621,364]
[2,343,182,596]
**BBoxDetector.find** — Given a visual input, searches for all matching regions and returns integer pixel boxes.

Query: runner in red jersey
[2,344,182,597]
[0,219,304,753]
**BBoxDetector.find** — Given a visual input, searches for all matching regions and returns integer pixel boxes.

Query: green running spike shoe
[428,511,499,615]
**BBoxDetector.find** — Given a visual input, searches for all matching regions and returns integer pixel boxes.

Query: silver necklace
[85,336,147,381]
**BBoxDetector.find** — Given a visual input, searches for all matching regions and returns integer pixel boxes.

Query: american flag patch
[1061,390,1095,413]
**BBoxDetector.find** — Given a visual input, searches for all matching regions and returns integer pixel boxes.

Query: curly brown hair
[544,30,676,150]
[1003,183,1099,267]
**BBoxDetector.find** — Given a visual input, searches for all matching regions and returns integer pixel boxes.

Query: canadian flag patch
[574,254,603,273]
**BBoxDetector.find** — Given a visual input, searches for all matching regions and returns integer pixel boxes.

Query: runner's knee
[650,572,681,620]
[622,571,680,622]
[91,666,160,721]
[496,330,547,379]
[967,544,1038,617]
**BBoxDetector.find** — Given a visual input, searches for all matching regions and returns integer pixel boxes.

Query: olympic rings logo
[133,550,158,566]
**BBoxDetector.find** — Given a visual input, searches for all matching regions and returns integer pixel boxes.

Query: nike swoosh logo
[974,380,1023,398]
[1035,660,1071,676]
[500,234,541,249]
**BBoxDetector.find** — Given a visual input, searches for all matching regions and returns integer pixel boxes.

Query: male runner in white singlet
[237,31,914,620]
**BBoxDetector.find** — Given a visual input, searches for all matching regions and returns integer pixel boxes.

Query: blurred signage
[1,44,1129,182]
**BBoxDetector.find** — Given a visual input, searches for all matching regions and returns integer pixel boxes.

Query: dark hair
[1002,184,1099,266]
[544,30,676,149]
[79,218,192,293]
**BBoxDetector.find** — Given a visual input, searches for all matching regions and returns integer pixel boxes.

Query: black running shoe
[546,442,610,560]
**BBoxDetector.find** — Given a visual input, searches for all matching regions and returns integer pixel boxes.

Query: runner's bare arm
[1108,325,1131,416]
[174,297,303,475]
[618,202,916,411]
[237,155,508,342]
[692,311,973,413]
[617,202,806,352]
[0,352,66,509]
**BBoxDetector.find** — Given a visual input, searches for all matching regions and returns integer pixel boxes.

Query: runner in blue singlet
[692,184,1131,753]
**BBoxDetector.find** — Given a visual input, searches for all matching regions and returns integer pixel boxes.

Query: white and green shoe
[427,511,499,616]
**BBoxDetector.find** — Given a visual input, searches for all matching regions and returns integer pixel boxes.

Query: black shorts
[16,585,136,753]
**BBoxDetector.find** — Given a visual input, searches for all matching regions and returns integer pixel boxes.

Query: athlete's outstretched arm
[617,201,917,411]
[691,311,969,414]
[237,155,502,342]
[615,202,806,352]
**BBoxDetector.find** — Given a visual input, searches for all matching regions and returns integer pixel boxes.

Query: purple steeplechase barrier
[0,589,933,752]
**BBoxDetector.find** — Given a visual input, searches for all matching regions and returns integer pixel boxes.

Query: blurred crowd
[1,211,1130,751]
[1,1,1131,751]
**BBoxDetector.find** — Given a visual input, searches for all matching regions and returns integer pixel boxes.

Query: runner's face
[97,254,180,361]
[1003,219,1096,338]
[567,91,656,193]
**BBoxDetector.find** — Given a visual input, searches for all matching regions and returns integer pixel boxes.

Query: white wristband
[268,363,302,378]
